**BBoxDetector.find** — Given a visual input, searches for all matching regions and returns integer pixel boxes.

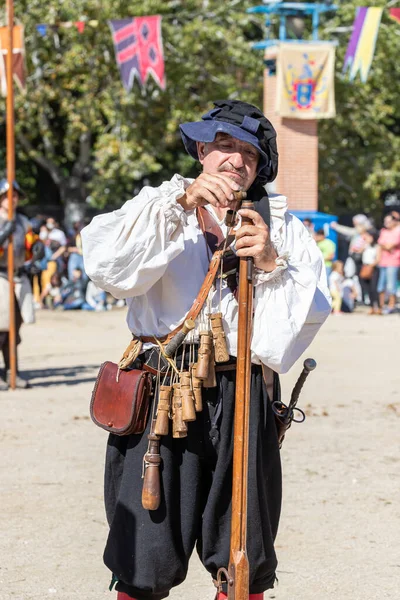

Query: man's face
[197,133,259,191]
[0,190,19,212]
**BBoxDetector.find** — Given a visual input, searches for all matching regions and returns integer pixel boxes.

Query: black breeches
[103,367,282,600]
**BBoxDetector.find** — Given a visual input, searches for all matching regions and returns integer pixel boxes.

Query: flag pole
[6,0,17,390]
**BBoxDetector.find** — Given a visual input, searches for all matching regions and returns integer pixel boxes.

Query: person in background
[390,210,400,222]
[59,267,87,310]
[0,179,36,389]
[314,228,336,278]
[67,221,87,281]
[359,229,381,315]
[302,218,314,235]
[330,214,371,277]
[329,260,344,314]
[341,262,358,313]
[40,273,63,309]
[377,214,400,314]
[46,217,67,273]
[85,280,107,311]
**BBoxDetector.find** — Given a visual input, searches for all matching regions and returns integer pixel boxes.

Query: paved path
[0,309,399,600]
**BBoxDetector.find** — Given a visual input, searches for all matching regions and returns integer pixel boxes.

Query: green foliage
[0,0,264,209]
[318,1,400,216]
[0,0,399,217]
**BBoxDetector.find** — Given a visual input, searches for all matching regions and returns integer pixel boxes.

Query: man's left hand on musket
[236,208,277,273]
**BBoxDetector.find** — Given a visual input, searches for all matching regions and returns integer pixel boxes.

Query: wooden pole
[6,0,17,390]
[226,201,255,600]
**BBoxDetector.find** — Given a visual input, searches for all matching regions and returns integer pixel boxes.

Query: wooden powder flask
[195,330,213,380]
[172,383,188,438]
[141,420,162,511]
[180,371,196,422]
[203,344,217,388]
[154,385,172,436]
[190,363,203,412]
[211,312,230,363]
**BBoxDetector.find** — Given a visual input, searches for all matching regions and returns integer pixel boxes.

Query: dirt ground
[0,308,399,600]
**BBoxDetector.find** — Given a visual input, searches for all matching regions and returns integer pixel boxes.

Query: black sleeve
[0,220,16,246]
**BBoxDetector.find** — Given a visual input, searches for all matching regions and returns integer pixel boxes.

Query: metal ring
[272,400,288,418]
[292,407,306,423]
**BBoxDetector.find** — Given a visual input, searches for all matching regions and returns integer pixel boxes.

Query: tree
[318,1,400,217]
[0,0,265,221]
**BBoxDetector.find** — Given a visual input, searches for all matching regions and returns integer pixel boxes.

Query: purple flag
[343,7,367,73]
[109,19,141,90]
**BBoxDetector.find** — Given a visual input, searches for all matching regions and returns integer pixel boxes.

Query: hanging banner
[276,42,336,119]
[389,8,400,25]
[343,7,383,83]
[0,25,26,97]
[109,15,165,91]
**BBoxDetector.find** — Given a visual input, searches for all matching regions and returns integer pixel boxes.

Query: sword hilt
[289,358,317,410]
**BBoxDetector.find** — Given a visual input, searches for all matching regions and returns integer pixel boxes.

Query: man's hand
[177,173,242,211]
[236,208,277,272]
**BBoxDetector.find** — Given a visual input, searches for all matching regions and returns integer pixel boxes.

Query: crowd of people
[28,215,125,312]
[307,210,400,315]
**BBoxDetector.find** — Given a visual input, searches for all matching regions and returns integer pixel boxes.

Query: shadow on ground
[21,364,99,388]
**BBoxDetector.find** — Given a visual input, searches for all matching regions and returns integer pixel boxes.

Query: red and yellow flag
[389,8,400,25]
[0,25,26,97]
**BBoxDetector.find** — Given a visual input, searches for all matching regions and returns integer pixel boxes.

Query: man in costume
[82,100,331,600]
[0,179,38,389]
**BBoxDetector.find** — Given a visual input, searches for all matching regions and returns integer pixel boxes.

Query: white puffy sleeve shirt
[81,174,331,374]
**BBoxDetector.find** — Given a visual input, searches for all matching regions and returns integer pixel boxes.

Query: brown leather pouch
[90,361,151,435]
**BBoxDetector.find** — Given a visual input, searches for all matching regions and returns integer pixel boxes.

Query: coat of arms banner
[276,43,336,120]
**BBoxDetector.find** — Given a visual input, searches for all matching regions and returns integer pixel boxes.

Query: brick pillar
[263,68,319,212]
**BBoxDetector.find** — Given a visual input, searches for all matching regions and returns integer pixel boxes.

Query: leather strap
[140,249,223,344]
[140,207,238,345]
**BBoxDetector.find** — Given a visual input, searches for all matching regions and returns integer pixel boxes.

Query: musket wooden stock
[217,200,254,600]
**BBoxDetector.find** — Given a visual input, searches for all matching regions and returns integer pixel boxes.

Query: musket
[217,197,254,599]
